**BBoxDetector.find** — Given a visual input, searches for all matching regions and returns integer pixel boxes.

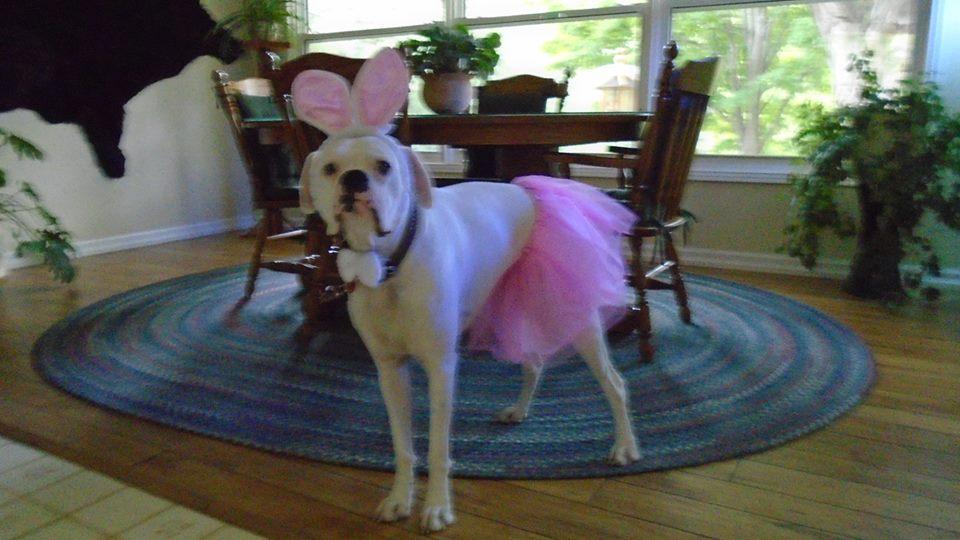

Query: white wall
[0,0,254,266]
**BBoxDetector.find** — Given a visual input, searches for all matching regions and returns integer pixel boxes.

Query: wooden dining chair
[545,41,719,362]
[464,73,569,179]
[264,51,368,165]
[212,69,305,301]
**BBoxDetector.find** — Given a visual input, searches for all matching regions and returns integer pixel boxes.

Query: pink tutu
[466,175,636,364]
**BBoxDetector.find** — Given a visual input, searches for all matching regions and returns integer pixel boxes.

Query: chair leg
[244,219,267,301]
[295,267,324,346]
[265,208,284,236]
[631,233,654,363]
[295,239,342,345]
[664,233,692,324]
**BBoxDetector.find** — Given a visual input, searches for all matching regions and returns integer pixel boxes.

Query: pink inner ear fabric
[353,49,410,128]
[292,71,353,133]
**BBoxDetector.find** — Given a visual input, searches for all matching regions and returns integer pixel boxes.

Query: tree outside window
[303,0,922,159]
[672,0,917,157]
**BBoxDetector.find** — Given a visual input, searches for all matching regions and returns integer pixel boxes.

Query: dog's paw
[495,405,528,424]
[420,498,455,533]
[607,439,641,466]
[375,490,412,522]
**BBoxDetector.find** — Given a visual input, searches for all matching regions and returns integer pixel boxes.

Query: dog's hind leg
[574,319,641,465]
[374,359,416,522]
[496,362,543,423]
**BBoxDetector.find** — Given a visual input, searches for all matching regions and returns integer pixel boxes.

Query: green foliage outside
[0,129,76,283]
[782,55,960,300]
[399,24,502,79]
[543,15,638,73]
[672,5,831,155]
[541,4,892,156]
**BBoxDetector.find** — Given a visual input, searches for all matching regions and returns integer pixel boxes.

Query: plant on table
[782,53,960,301]
[398,24,501,114]
[399,23,501,79]
[0,129,76,282]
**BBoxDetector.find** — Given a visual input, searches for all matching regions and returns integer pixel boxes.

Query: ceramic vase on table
[422,72,473,114]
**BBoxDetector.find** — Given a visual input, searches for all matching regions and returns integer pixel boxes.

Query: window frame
[299,0,937,184]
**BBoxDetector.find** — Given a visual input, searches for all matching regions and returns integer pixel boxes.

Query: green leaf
[8,135,44,160]
[397,24,500,78]
[1,131,76,283]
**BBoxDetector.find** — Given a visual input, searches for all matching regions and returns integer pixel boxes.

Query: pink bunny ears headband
[291,48,410,137]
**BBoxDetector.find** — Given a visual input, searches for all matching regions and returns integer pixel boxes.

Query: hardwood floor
[1,234,958,539]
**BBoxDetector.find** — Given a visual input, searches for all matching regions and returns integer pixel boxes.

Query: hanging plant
[214,0,301,43]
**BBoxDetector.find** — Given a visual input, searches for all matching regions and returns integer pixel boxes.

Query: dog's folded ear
[404,147,433,209]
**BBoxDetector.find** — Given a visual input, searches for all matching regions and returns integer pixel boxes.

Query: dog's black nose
[340,169,369,194]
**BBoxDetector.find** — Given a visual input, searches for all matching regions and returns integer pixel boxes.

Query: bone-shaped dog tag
[337,249,385,288]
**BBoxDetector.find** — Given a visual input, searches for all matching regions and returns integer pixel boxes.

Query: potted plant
[214,0,301,50]
[1,129,76,283]
[398,24,501,114]
[782,53,960,301]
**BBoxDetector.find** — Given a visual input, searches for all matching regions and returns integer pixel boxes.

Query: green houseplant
[782,54,960,301]
[398,24,501,114]
[0,129,76,283]
[214,0,301,45]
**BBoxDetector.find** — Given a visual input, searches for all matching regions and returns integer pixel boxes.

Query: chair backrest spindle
[265,52,368,167]
[630,43,717,222]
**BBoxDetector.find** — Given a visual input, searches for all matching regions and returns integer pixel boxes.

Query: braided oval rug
[33,266,873,479]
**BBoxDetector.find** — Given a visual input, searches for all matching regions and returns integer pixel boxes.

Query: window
[304,1,644,114]
[302,0,930,178]
[466,0,638,19]
[670,1,919,156]
[306,2,442,34]
[473,18,642,113]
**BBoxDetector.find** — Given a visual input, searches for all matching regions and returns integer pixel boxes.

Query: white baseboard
[680,246,960,289]
[4,219,957,290]
[3,214,256,271]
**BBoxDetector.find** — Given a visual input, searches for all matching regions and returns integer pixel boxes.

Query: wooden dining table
[403,112,650,180]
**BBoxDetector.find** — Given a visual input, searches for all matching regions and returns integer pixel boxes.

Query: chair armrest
[543,152,641,169]
[607,145,640,155]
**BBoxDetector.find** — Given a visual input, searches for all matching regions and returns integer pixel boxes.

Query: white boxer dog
[293,48,640,532]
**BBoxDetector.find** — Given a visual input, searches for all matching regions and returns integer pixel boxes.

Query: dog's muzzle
[339,169,369,211]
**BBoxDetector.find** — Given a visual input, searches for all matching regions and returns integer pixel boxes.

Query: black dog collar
[382,203,418,282]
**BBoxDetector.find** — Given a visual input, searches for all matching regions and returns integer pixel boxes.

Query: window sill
[688,155,804,184]
[423,154,809,185]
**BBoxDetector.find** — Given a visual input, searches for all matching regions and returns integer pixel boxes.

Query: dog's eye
[376,160,391,176]
[323,163,337,176]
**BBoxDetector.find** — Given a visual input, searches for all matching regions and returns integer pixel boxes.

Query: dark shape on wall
[0,1,243,178]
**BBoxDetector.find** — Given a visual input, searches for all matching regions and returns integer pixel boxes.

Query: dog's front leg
[374,359,416,522]
[421,352,458,532]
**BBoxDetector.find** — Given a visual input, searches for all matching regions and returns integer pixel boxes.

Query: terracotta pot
[422,72,473,114]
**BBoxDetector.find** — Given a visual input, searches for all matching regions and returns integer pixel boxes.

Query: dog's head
[293,49,432,250]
